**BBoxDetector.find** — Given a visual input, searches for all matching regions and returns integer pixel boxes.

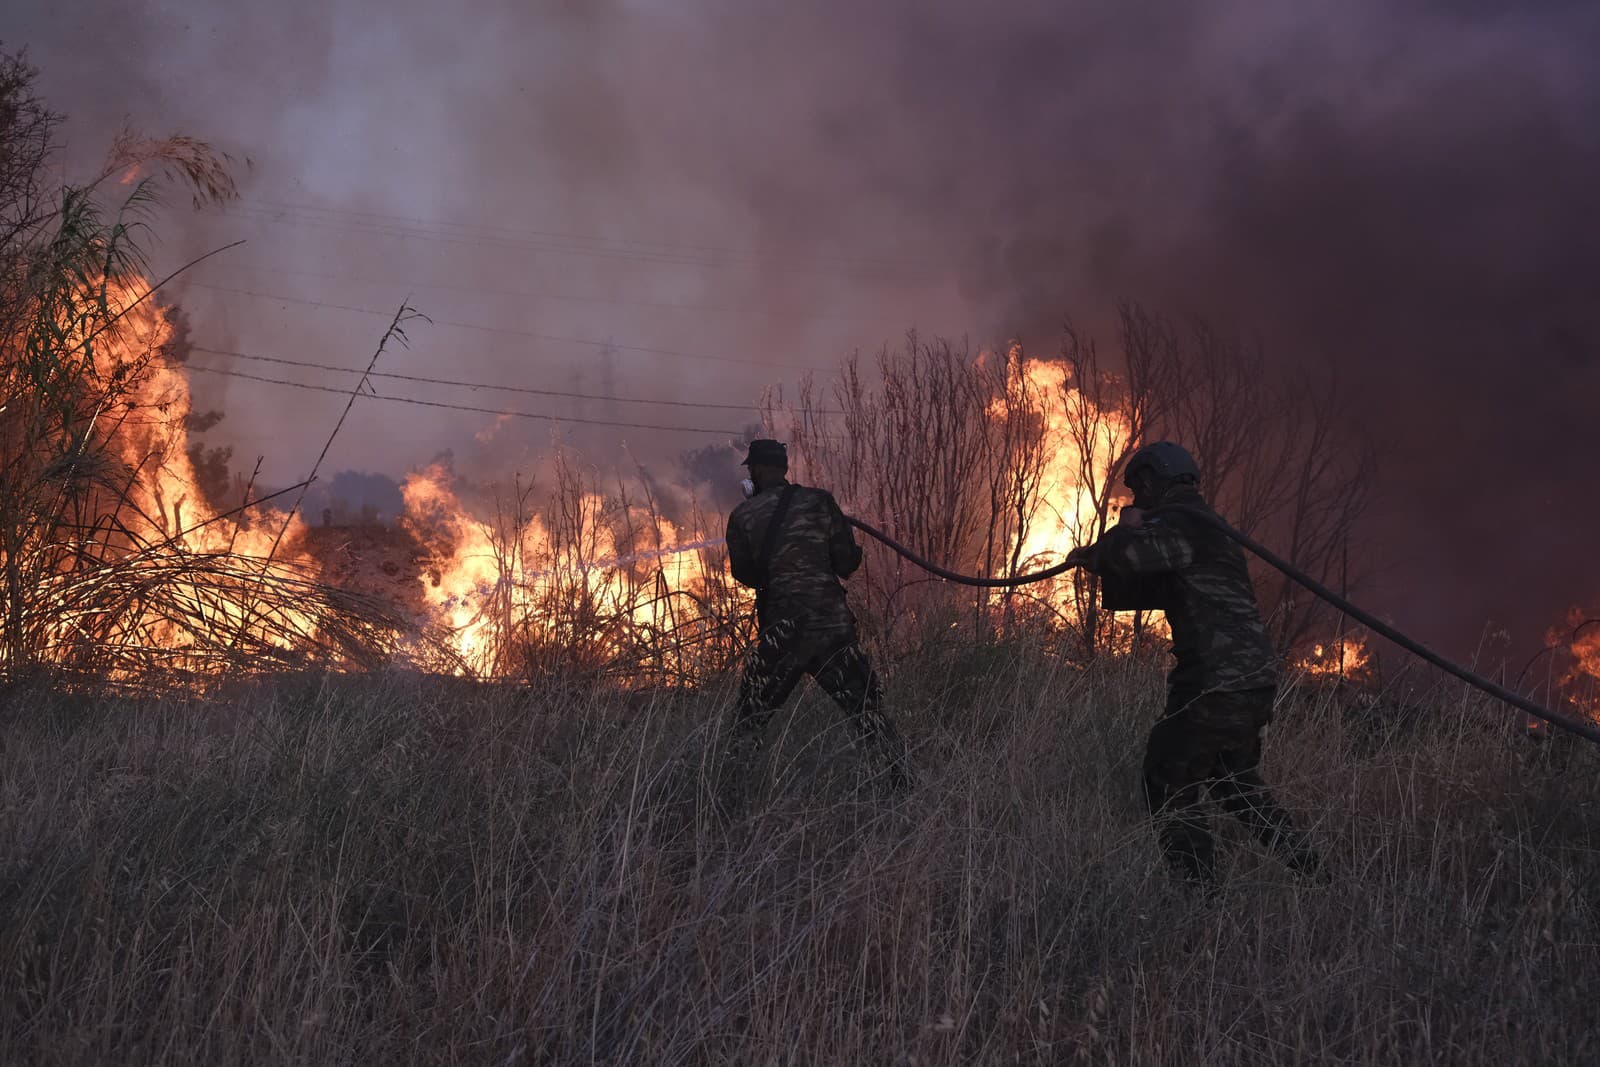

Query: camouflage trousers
[723,617,912,794]
[1143,686,1325,887]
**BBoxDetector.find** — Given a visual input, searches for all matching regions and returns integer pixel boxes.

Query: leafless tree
[764,304,1374,663]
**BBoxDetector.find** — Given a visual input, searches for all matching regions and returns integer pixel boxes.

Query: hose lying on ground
[846,509,1600,746]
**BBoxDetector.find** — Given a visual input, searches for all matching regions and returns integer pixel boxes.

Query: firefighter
[720,440,912,805]
[1068,442,1327,888]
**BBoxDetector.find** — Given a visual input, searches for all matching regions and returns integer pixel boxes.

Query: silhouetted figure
[720,440,912,809]
[1070,442,1326,889]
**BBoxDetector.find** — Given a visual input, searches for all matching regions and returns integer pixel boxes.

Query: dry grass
[0,648,1595,1065]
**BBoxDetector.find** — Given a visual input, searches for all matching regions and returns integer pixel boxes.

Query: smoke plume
[9,0,1599,656]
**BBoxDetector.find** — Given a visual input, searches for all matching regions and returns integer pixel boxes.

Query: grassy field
[1,644,1595,1065]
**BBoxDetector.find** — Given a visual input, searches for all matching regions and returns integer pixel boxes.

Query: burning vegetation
[272,317,1380,691]
[0,264,417,684]
[1571,620,1600,687]
[1296,637,1373,682]
[0,241,1400,692]
[397,458,740,683]
[6,36,1600,1065]
[0,48,1584,719]
[0,54,415,687]
[1541,609,1600,718]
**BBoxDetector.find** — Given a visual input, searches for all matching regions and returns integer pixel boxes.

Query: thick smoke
[8,0,1600,657]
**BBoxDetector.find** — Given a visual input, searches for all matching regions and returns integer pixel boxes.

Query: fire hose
[845,508,1600,746]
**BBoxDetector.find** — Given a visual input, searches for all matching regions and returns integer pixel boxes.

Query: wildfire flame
[400,462,723,678]
[1296,636,1372,681]
[1565,618,1600,685]
[0,273,358,681]
[1543,609,1600,720]
[994,356,1131,580]
[8,281,1394,687]
[93,281,309,562]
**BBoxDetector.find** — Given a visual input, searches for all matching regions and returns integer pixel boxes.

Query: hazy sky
[7,0,1599,656]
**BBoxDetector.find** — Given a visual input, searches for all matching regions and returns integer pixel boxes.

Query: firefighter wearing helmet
[1068,442,1327,888]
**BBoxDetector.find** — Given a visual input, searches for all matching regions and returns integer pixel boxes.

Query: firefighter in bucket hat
[718,440,912,811]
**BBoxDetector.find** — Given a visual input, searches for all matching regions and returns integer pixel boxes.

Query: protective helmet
[740,439,788,468]
[1122,441,1200,490]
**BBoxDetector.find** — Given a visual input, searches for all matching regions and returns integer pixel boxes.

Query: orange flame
[400,462,721,678]
[17,288,1402,687]
[991,355,1130,579]
[1544,609,1600,720]
[93,280,309,560]
[14,275,327,675]
[1295,636,1372,681]
[1567,620,1600,685]
[984,352,1168,647]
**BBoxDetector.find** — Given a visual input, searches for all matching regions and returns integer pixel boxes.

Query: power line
[183,363,746,436]
[186,281,834,372]
[188,344,843,414]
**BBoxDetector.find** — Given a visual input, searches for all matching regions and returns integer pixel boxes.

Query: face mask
[740,478,756,499]
[1128,472,1161,509]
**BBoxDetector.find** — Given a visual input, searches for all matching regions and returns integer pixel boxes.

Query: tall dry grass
[1,649,1594,1065]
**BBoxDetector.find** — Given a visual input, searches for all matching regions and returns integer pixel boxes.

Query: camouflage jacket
[726,481,861,637]
[1081,486,1279,692]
